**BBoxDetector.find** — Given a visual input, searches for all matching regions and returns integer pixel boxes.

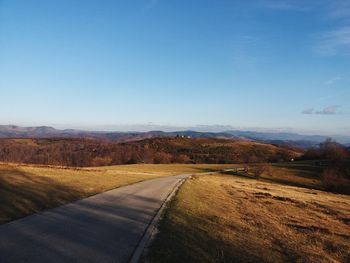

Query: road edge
[128,175,189,263]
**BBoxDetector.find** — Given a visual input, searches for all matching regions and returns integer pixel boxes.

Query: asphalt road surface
[0,174,189,263]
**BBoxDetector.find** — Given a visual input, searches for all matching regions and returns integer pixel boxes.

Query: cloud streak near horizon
[302,106,341,115]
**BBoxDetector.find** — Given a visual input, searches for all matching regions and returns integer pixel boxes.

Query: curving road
[0,174,189,263]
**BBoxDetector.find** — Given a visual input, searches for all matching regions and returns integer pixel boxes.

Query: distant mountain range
[1,125,349,148]
[223,130,350,146]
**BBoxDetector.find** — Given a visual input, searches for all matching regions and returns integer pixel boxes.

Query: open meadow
[144,163,350,263]
[1,161,349,262]
[0,163,235,224]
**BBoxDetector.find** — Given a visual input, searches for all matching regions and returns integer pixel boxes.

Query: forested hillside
[0,137,301,167]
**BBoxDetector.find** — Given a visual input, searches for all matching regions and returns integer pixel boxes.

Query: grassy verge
[144,172,350,263]
[0,163,235,224]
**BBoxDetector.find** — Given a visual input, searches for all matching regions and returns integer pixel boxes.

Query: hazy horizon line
[2,123,350,137]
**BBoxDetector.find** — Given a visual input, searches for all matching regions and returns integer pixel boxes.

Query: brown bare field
[144,171,350,263]
[0,163,235,224]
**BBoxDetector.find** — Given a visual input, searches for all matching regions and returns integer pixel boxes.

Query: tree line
[0,137,298,167]
[300,138,350,194]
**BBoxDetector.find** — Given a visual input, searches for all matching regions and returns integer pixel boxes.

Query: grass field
[0,163,235,224]
[144,165,350,263]
[203,161,325,191]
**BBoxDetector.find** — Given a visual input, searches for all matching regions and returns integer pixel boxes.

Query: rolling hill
[1,125,349,148]
[0,137,301,167]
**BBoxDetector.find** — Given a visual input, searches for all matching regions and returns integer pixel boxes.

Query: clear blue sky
[0,0,349,135]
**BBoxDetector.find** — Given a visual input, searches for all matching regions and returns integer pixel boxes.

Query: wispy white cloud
[301,108,314,114]
[316,105,341,115]
[302,105,341,115]
[145,0,159,11]
[316,26,350,56]
[259,0,309,11]
[232,35,263,69]
[328,0,350,19]
[325,76,342,85]
[312,1,350,56]
[259,1,350,56]
[261,1,294,10]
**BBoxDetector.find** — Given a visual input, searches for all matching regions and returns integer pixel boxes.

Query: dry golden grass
[0,163,234,224]
[145,172,350,263]
[254,162,324,190]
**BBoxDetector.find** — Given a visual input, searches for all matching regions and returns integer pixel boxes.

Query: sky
[0,0,349,135]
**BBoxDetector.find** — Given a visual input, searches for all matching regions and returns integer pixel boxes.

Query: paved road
[0,174,189,263]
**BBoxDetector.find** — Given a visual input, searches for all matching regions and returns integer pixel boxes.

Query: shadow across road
[0,173,187,263]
